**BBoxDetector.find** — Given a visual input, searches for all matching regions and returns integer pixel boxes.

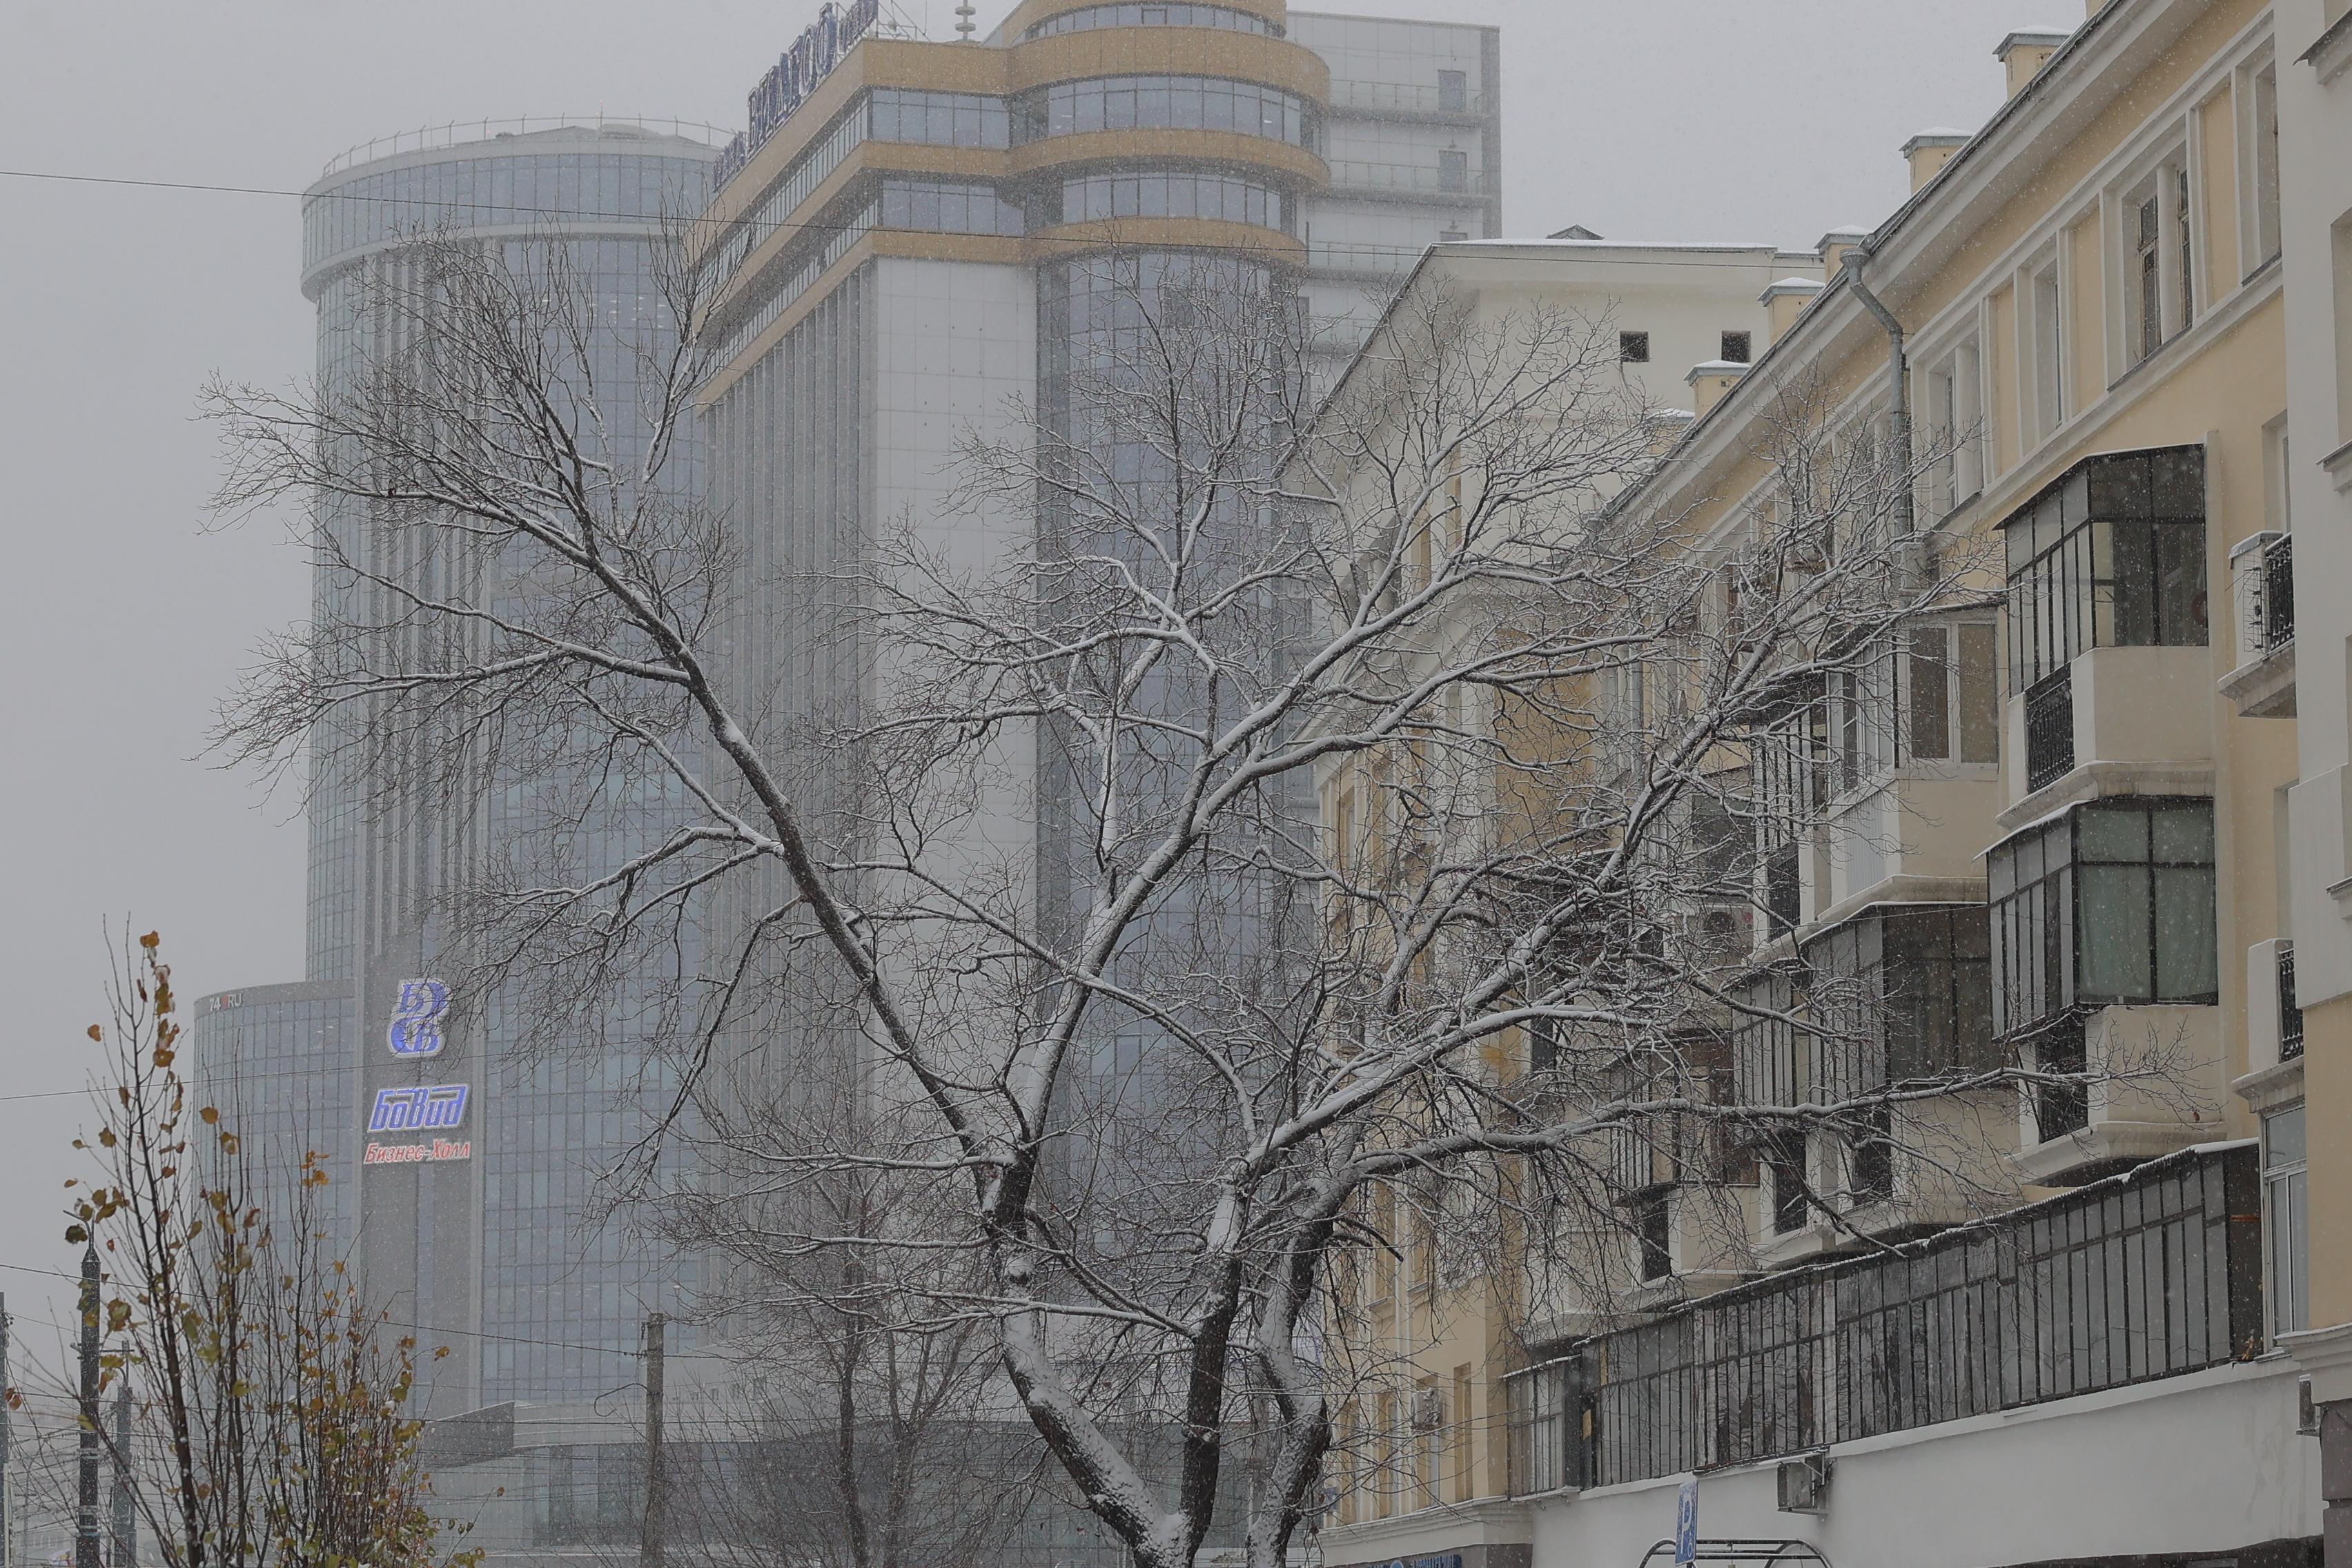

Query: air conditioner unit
[1776,1452,1830,1515]
[2302,1375,2322,1438]
[1410,1389,1446,1430]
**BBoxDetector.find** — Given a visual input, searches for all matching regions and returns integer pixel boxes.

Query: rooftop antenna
[955,2,977,39]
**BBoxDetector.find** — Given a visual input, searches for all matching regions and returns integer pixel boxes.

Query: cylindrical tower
[297,119,721,1411]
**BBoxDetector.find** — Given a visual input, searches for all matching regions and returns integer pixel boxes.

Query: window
[1634,1191,1672,1282]
[869,89,1011,148]
[1438,68,1469,112]
[2124,159,2193,366]
[1801,905,1995,1092]
[1849,1108,1895,1206]
[1620,331,1651,364]
[2002,444,2208,694]
[2265,1106,2308,1337]
[1438,150,1469,193]
[878,179,1026,236]
[1923,343,1983,511]
[2030,257,2065,440]
[1721,330,1753,364]
[1765,1133,1809,1235]
[1904,623,1999,764]
[2250,63,2282,273]
[2335,213,2352,443]
[1830,651,1895,795]
[1988,798,2219,1038]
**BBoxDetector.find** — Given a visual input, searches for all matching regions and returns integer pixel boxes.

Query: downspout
[1843,246,1915,537]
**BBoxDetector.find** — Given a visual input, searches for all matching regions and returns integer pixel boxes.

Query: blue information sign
[1674,1478,1698,1566]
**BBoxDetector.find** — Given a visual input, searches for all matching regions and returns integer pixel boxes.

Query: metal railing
[1325,79,1491,117]
[2027,1012,2089,1141]
[1504,1141,2262,1496]
[1324,159,1495,198]
[2024,667,2074,794]
[2280,943,2305,1061]
[319,116,735,180]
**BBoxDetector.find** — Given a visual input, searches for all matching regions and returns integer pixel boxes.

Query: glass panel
[2150,446,2204,518]
[1958,623,2000,762]
[2151,804,2214,863]
[2266,1106,2306,1167]
[2089,452,2150,518]
[2077,864,2153,1000]
[2155,523,2208,645]
[2153,865,2217,999]
[2076,806,2147,863]
[1908,628,1951,761]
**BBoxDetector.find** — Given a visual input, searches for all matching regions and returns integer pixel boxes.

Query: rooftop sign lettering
[718,0,883,188]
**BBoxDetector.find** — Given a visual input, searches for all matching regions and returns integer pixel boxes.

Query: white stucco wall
[1525,1358,2317,1568]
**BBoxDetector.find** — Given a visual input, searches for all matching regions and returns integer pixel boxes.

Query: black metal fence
[2280,943,2305,1061]
[1505,1142,2262,1494]
[2024,667,2075,793]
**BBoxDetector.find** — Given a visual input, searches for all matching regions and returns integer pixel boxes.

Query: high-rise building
[690,0,1502,1166]
[195,119,723,1416]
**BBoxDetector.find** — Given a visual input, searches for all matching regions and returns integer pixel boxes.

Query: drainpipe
[1842,246,1915,538]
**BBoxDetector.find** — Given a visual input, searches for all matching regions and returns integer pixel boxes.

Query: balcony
[1504,1141,2263,1496]
[2012,1003,2224,1183]
[2220,530,2296,717]
[1325,79,1491,120]
[1323,159,1496,202]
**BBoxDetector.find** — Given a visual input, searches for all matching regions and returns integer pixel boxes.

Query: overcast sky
[0,0,2042,1354]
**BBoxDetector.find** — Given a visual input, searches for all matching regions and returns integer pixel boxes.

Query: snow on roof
[1685,360,1750,381]
[1761,276,1825,298]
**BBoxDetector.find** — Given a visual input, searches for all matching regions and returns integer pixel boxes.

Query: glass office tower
[197,119,721,1415]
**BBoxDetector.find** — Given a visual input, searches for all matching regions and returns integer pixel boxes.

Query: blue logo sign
[1674,1478,1698,1566]
[368,1084,469,1134]
[387,979,451,1057]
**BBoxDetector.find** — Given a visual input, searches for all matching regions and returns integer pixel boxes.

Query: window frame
[1988,796,2219,1039]
[2264,1103,2309,1338]
[2000,444,2210,695]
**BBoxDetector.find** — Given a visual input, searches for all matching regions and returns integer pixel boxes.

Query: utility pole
[639,1314,666,1568]
[2,1290,12,1568]
[110,1382,133,1568]
[77,1244,101,1568]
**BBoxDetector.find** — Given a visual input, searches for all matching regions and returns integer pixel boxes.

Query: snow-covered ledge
[1317,1497,1536,1568]
[2282,1320,2352,1405]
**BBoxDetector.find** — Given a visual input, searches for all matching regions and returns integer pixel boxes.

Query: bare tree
[204,236,2159,1568]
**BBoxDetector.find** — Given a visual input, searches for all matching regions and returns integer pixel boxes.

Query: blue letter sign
[368,1084,469,1134]
[388,979,450,1057]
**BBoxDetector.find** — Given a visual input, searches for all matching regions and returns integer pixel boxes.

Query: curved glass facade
[304,140,709,295]
[1021,3,1281,39]
[300,127,716,1407]
[1012,76,1318,148]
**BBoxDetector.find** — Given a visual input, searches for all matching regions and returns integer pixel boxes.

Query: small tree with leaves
[63,932,476,1568]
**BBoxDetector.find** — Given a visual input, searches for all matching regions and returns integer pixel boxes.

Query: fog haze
[0,0,2043,1345]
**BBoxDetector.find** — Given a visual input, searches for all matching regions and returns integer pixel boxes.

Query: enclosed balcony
[1999,445,2213,818]
[2219,529,2295,717]
[1988,797,2225,1179]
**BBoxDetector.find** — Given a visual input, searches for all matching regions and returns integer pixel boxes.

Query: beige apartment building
[1315,2,2348,1566]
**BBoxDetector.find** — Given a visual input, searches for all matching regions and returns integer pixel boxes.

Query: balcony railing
[1324,159,1496,198]
[2280,942,2305,1061]
[2233,531,2295,658]
[1503,1141,2262,1496]
[2024,667,2074,794]
[2028,1012,2089,1141]
[1326,79,1491,117]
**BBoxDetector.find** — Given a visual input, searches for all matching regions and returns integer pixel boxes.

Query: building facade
[1315,2,2335,1566]
[196,119,721,1416]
